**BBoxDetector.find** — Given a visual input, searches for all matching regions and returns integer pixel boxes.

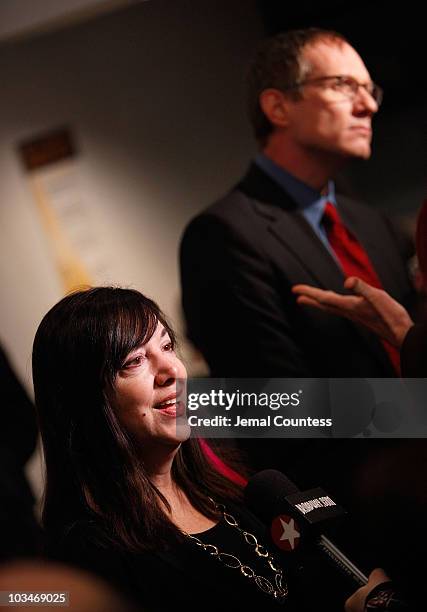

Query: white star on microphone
[279,517,300,549]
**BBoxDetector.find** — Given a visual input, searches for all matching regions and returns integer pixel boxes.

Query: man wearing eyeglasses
[180,30,417,601]
[180,27,413,381]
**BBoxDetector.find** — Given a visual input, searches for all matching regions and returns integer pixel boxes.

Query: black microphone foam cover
[244,469,299,524]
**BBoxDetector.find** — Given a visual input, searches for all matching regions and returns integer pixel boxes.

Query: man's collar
[254,153,336,229]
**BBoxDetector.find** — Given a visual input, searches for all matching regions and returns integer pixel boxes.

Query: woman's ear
[259,89,290,129]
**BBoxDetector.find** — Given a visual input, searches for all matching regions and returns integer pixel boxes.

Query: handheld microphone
[245,469,368,587]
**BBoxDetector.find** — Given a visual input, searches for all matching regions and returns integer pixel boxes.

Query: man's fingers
[293,284,340,303]
[296,295,358,319]
[343,276,358,290]
[296,295,341,315]
[345,276,380,301]
[294,285,361,310]
[295,280,381,308]
[292,284,323,297]
[295,295,327,309]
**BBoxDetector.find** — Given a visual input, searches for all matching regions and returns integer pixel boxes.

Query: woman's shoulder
[48,519,167,609]
[55,517,104,552]
[48,518,125,576]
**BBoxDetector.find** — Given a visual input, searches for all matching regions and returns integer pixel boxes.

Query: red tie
[323,202,400,374]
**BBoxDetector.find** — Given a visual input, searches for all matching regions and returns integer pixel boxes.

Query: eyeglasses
[285,75,383,106]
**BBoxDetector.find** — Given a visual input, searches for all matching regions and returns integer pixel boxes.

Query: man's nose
[354,86,378,115]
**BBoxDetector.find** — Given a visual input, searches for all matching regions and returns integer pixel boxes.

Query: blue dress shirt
[255,153,338,258]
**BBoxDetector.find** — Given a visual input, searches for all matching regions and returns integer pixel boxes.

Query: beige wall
[0,0,264,496]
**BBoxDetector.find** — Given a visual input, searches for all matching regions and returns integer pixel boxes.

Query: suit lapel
[338,196,400,296]
[238,163,395,374]
[268,209,346,291]
[239,163,345,291]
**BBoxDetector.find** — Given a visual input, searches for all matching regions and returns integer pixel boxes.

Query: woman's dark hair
[33,287,243,552]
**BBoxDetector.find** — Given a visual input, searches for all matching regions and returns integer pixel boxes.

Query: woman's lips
[155,400,185,417]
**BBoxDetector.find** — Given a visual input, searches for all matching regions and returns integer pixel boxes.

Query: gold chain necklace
[184,501,288,602]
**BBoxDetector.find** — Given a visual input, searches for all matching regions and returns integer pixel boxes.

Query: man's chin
[344,144,372,160]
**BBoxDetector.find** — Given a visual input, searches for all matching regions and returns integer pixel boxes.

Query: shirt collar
[255,153,336,230]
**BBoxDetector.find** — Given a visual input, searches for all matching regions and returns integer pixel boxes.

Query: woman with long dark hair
[32,287,293,610]
[33,286,399,611]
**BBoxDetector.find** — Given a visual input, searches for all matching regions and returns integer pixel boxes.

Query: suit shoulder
[191,183,260,223]
[181,191,267,258]
[182,186,270,247]
[337,193,380,216]
[338,194,414,265]
[337,193,399,225]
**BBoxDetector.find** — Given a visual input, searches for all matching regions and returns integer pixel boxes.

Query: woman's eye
[123,355,145,369]
[162,342,174,352]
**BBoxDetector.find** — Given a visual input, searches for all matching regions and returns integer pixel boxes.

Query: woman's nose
[154,359,178,387]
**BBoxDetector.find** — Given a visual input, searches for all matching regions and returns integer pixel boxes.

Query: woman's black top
[50,500,410,611]
[49,502,325,611]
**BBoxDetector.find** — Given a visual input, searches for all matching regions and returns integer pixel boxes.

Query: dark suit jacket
[401,323,427,377]
[179,165,419,586]
[180,163,413,377]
